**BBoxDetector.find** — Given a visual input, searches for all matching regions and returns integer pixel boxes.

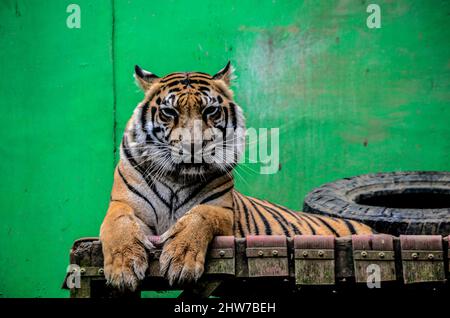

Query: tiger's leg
[100,201,155,291]
[159,205,233,285]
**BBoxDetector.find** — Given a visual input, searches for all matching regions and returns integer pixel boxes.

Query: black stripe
[232,193,245,237]
[146,131,159,144]
[174,183,205,211]
[236,193,252,235]
[189,79,211,86]
[190,74,213,80]
[122,138,145,175]
[247,199,273,235]
[168,87,181,94]
[122,137,172,194]
[268,201,316,234]
[177,177,230,210]
[300,213,321,227]
[198,86,210,92]
[238,194,259,235]
[297,214,316,235]
[297,214,319,234]
[343,219,357,235]
[180,78,191,87]
[141,102,150,133]
[200,185,233,204]
[149,182,171,209]
[258,200,302,232]
[145,171,173,196]
[315,215,340,236]
[228,103,237,128]
[258,202,306,235]
[160,74,185,83]
[223,107,229,129]
[147,107,160,143]
[117,168,158,223]
[164,80,181,88]
[250,199,292,235]
[272,207,310,234]
[269,207,302,235]
[240,195,260,235]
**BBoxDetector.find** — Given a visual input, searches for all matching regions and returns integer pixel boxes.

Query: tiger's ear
[213,61,234,86]
[134,65,160,91]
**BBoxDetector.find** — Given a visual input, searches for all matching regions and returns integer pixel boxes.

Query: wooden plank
[246,235,289,277]
[294,235,335,285]
[352,235,396,283]
[400,235,445,284]
[63,235,450,297]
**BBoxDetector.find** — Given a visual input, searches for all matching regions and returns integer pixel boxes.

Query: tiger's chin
[165,162,232,181]
[178,163,208,175]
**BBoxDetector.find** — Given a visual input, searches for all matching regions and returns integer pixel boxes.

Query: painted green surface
[0,0,114,297]
[0,0,449,297]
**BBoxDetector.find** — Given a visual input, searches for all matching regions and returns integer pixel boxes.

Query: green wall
[0,0,449,297]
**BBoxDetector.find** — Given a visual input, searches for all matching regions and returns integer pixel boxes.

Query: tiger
[99,62,374,291]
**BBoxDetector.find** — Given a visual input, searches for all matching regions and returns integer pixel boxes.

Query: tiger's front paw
[159,213,212,285]
[101,226,155,291]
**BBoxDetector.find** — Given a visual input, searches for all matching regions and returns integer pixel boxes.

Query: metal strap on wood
[400,235,445,284]
[205,236,235,275]
[245,235,288,277]
[294,235,335,285]
[352,234,396,283]
[63,235,450,298]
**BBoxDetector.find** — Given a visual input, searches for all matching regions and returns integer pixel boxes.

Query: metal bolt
[379,252,385,259]
[318,250,324,257]
[80,268,86,275]
[302,251,308,257]
[411,252,418,259]
[98,268,104,275]
[272,250,279,256]
[258,250,264,257]
[428,253,434,260]
[219,250,226,257]
[361,251,368,258]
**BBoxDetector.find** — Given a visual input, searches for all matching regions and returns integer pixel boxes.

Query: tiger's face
[126,62,245,180]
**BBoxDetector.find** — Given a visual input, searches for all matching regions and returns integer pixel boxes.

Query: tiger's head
[124,62,246,181]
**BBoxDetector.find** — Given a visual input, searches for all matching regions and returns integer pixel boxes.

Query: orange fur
[99,63,374,291]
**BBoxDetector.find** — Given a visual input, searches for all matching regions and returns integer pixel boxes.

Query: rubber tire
[303,171,450,236]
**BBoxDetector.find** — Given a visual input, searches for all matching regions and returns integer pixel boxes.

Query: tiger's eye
[159,107,178,120]
[202,106,219,120]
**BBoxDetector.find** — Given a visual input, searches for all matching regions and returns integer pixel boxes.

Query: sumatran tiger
[99,62,374,291]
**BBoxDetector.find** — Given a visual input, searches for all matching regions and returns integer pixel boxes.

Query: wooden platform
[62,235,450,298]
